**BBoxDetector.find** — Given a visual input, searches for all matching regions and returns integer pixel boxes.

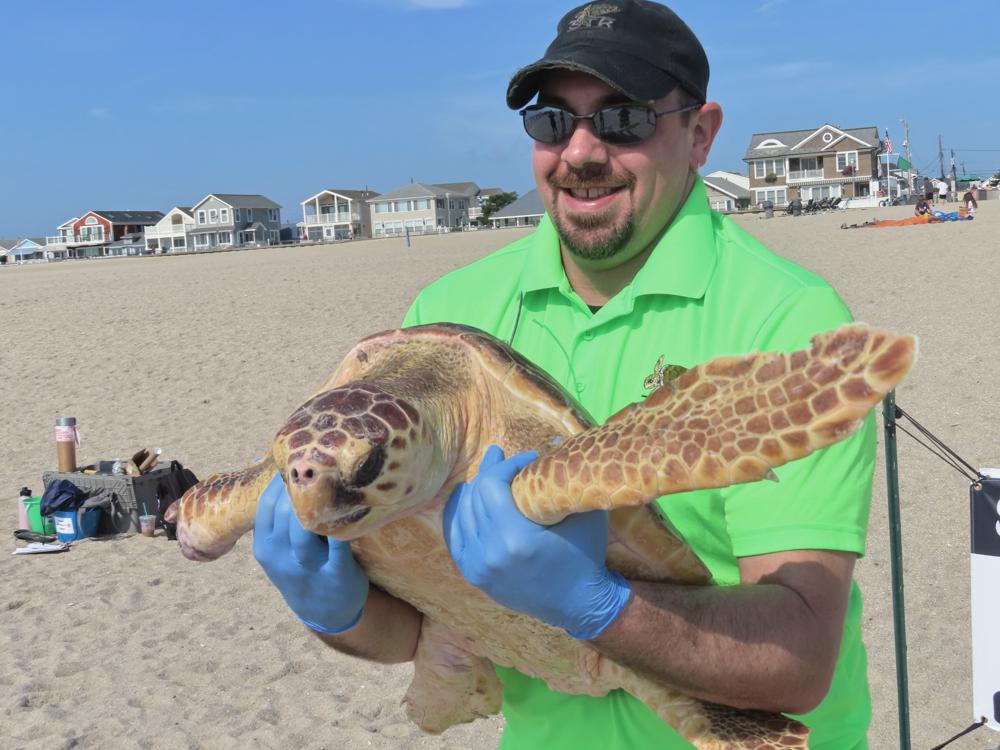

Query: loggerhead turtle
[172,322,915,749]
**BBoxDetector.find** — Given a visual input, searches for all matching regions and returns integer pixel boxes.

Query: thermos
[55,417,79,472]
[17,486,31,530]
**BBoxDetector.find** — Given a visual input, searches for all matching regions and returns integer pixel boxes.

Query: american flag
[884,128,894,155]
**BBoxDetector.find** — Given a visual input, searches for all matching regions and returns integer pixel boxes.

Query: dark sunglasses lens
[523,107,570,143]
[596,106,656,144]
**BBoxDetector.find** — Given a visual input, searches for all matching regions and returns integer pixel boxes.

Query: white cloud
[764,60,830,78]
[758,0,787,12]
[88,107,111,119]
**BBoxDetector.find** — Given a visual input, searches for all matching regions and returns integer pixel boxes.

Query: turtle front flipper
[176,456,278,561]
[512,325,916,524]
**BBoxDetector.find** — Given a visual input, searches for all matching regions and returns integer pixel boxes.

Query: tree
[480,191,518,223]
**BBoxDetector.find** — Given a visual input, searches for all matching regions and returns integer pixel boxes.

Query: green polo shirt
[402,177,874,750]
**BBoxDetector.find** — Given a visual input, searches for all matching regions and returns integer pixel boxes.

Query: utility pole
[950,149,958,197]
[938,135,945,179]
[900,117,913,194]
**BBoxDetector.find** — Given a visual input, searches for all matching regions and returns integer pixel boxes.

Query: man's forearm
[313,587,423,664]
[591,579,843,714]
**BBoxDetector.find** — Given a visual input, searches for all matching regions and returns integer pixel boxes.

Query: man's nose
[560,119,609,170]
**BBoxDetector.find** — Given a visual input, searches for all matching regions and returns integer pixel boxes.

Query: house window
[197,210,207,224]
[209,209,218,223]
[217,232,231,245]
[754,188,787,206]
[195,234,209,247]
[234,208,241,222]
[753,159,785,178]
[220,208,229,223]
[374,202,388,213]
[436,199,444,208]
[836,151,859,171]
[246,208,253,221]
[268,208,278,222]
[174,237,186,248]
[269,230,279,243]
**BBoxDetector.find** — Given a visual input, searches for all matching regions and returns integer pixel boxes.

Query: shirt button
[575,382,586,393]
[582,330,595,341]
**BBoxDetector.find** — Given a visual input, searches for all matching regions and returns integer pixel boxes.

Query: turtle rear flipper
[513,325,916,524]
[177,456,277,561]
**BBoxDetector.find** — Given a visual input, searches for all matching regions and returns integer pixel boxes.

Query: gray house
[491,190,544,228]
[189,194,282,250]
[369,181,479,237]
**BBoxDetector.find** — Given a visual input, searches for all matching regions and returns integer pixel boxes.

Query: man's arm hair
[591,549,855,714]
[312,586,423,663]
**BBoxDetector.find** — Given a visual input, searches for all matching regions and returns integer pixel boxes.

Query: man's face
[531,70,699,270]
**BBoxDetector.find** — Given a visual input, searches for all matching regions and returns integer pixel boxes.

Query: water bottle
[17,486,32,530]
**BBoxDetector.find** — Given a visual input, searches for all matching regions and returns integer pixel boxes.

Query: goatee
[551,207,636,261]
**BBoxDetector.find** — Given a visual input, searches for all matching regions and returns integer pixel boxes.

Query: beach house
[144,208,197,253]
[703,171,751,212]
[188,194,282,249]
[299,189,378,241]
[45,210,165,258]
[743,125,879,207]
[3,238,47,263]
[468,187,504,225]
[490,190,544,228]
[369,181,479,237]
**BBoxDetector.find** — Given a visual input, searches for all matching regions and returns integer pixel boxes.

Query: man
[938,178,949,203]
[253,2,876,748]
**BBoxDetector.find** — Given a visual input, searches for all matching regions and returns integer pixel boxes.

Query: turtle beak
[286,456,370,535]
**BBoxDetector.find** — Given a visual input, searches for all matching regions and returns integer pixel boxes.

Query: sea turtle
[172,322,915,749]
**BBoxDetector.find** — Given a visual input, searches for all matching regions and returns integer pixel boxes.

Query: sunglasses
[519,102,703,145]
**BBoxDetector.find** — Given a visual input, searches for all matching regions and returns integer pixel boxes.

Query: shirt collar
[517,176,718,301]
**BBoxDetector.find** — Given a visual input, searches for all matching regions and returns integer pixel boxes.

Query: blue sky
[3,0,999,237]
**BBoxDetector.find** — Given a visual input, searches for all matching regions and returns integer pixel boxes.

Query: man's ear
[689,103,723,169]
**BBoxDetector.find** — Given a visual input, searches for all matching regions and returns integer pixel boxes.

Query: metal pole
[882,391,912,749]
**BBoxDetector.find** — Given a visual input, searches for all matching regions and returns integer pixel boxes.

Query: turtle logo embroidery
[643,356,687,393]
[568,3,620,30]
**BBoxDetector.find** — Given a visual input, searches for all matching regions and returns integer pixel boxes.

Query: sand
[2,200,998,749]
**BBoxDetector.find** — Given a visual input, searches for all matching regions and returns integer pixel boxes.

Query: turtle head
[273,383,446,540]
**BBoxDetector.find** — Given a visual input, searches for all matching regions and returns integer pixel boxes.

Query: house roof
[744,125,879,160]
[492,190,544,219]
[0,239,18,250]
[193,194,282,210]
[433,181,480,197]
[93,210,165,225]
[478,187,504,197]
[302,188,380,204]
[368,182,449,202]
[703,176,750,201]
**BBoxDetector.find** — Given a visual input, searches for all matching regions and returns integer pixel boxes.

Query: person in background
[962,189,978,216]
[938,178,949,204]
[914,196,931,216]
[253,2,878,748]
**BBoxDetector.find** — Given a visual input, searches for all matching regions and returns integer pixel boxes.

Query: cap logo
[568,3,620,31]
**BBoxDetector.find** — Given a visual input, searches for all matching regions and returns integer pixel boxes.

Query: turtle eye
[354,446,385,487]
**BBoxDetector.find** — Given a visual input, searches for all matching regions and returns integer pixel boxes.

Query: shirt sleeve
[723,286,877,559]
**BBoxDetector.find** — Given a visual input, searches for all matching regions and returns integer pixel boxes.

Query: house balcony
[44,235,106,247]
[145,226,194,239]
[786,169,825,183]
[302,213,360,226]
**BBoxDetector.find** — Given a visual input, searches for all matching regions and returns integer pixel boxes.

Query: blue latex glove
[253,472,369,634]
[443,445,631,640]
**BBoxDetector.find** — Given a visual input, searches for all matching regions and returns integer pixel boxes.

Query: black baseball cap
[506,0,709,109]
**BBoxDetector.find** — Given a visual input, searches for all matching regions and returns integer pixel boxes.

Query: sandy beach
[2,199,998,749]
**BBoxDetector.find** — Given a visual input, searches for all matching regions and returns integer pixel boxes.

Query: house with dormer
[743,125,879,206]
[45,210,164,258]
[188,194,282,249]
